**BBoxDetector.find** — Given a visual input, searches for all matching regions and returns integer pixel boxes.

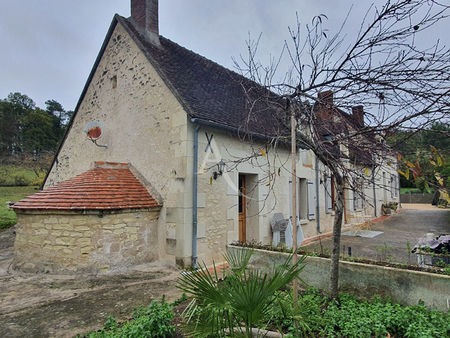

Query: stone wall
[43,21,190,265]
[228,245,450,311]
[13,209,161,274]
[400,193,434,204]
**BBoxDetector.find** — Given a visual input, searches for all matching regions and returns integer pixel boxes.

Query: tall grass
[0,186,38,229]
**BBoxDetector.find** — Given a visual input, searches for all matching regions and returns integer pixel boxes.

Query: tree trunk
[330,174,345,299]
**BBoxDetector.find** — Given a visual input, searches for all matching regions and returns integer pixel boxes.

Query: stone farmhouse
[12,0,399,273]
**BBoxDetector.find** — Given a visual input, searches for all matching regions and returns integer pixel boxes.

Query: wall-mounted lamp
[213,160,226,180]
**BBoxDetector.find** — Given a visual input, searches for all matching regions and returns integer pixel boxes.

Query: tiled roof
[118,16,289,137]
[13,162,160,211]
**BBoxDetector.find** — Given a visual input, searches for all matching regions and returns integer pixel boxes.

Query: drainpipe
[372,167,377,217]
[315,156,321,233]
[192,120,201,268]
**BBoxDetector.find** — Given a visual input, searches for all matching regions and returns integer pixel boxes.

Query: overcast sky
[0,1,447,111]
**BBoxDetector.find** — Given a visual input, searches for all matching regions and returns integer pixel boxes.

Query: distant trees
[389,122,449,192]
[0,92,71,158]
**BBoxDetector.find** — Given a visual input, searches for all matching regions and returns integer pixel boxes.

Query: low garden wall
[400,193,433,204]
[227,245,450,311]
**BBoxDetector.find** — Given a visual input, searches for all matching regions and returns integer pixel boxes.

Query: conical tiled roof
[13,162,160,211]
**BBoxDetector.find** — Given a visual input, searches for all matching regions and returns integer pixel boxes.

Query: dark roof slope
[14,162,160,211]
[118,15,288,137]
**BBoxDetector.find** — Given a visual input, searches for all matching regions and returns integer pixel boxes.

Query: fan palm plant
[177,248,306,337]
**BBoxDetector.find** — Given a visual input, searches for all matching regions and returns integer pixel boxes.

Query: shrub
[265,289,450,338]
[88,299,175,338]
[177,248,306,337]
[13,173,31,186]
[30,170,46,186]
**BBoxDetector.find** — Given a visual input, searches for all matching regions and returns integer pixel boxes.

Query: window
[390,175,395,198]
[289,178,311,220]
[299,178,308,220]
[353,178,364,211]
[307,180,316,220]
[394,175,398,197]
[324,175,333,213]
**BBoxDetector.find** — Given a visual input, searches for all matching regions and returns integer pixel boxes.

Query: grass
[0,165,41,186]
[0,186,38,229]
[400,187,423,194]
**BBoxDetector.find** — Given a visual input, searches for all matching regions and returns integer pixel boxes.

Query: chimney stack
[352,105,364,128]
[315,90,334,120]
[318,90,333,106]
[131,0,160,46]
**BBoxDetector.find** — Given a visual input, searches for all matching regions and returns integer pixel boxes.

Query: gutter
[372,168,377,217]
[190,118,308,150]
[192,121,201,268]
[315,156,321,233]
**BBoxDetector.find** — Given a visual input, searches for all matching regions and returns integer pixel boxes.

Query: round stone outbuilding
[12,162,162,274]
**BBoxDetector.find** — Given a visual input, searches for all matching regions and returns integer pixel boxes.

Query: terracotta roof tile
[13,165,160,211]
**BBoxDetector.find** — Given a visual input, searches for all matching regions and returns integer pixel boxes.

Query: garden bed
[228,244,450,311]
[231,241,450,276]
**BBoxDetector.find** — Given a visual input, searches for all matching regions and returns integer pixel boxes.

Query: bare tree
[235,0,449,299]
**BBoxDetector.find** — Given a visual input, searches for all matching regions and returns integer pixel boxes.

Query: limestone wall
[13,210,160,274]
[43,21,192,264]
[185,125,318,265]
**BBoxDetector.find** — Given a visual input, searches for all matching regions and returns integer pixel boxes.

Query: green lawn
[0,186,39,229]
[400,187,422,194]
[0,165,42,186]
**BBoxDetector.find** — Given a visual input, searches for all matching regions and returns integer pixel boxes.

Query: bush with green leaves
[265,288,450,338]
[13,173,31,186]
[88,299,175,338]
[177,248,306,337]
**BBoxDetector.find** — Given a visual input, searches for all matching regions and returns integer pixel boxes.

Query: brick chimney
[318,90,333,106]
[351,105,364,128]
[131,0,160,46]
[315,90,334,120]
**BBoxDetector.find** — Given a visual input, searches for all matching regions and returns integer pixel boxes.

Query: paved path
[0,226,181,338]
[303,205,450,264]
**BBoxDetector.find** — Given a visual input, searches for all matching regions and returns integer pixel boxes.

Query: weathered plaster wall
[361,156,400,219]
[44,22,191,263]
[14,210,160,274]
[185,124,318,265]
[185,122,400,266]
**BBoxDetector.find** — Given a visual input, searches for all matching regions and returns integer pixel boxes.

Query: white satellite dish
[84,121,107,148]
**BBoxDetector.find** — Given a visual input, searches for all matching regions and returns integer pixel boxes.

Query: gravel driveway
[303,204,450,264]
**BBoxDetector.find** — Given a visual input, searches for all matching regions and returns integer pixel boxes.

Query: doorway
[238,174,246,242]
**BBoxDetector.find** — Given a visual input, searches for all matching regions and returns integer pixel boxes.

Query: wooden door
[238,175,246,242]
